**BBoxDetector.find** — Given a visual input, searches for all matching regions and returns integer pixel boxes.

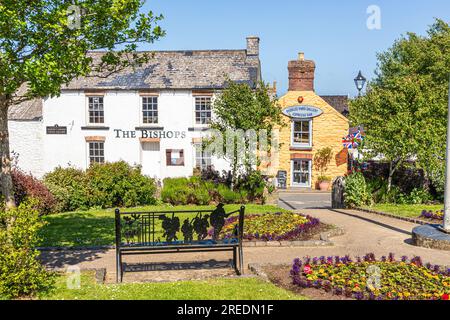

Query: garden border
[242,226,345,247]
[356,207,428,225]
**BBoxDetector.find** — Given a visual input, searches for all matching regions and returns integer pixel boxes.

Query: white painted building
[8,37,262,180]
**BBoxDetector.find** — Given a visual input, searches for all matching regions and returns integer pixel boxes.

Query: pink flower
[303,264,312,275]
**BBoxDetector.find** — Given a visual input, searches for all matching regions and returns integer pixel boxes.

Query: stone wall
[276,90,349,189]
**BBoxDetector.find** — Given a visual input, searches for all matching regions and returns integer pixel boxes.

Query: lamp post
[354,71,367,97]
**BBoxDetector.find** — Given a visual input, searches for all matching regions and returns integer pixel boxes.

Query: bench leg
[233,247,238,274]
[116,252,122,283]
[238,245,244,275]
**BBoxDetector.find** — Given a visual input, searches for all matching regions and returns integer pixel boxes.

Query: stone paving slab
[39,208,450,283]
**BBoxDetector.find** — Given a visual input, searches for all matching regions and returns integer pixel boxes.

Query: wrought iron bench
[114,204,245,282]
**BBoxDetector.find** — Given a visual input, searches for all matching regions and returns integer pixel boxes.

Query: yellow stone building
[274,53,349,189]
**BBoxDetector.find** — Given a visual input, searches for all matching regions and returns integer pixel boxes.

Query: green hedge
[43,161,157,211]
[161,176,248,205]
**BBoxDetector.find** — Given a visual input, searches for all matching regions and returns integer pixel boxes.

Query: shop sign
[282,105,323,119]
[114,129,186,139]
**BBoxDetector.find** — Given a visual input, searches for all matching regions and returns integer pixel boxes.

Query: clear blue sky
[140,0,450,96]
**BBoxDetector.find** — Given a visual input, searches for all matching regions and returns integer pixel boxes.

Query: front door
[291,159,311,188]
[141,142,161,178]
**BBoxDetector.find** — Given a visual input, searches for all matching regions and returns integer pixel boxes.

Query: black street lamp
[354,70,367,97]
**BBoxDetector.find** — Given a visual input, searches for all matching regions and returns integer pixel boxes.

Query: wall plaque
[46,125,67,135]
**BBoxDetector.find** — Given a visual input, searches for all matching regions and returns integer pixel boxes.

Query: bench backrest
[115,204,245,247]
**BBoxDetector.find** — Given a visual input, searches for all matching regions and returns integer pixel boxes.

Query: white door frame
[291,159,312,188]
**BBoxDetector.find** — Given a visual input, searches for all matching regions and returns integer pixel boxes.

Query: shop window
[88,96,104,124]
[142,96,158,124]
[291,120,312,147]
[195,144,212,170]
[166,149,184,166]
[88,141,105,164]
[292,159,311,187]
[195,97,211,124]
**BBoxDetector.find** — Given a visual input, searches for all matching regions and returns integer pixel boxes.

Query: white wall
[41,90,230,180]
[8,120,45,177]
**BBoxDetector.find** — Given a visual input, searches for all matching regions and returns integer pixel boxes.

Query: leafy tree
[349,19,450,193]
[0,0,165,210]
[209,81,283,187]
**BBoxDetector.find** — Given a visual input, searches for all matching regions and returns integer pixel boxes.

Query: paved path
[39,206,450,283]
[278,192,331,210]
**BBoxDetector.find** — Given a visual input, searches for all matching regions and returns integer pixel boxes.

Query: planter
[318,181,330,191]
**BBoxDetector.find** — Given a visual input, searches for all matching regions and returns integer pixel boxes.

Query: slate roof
[64,50,261,90]
[320,95,349,116]
[8,98,43,121]
[9,49,260,120]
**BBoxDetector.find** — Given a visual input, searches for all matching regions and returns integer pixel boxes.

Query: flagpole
[443,75,450,232]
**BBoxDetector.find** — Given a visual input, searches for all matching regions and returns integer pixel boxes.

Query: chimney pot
[246,36,260,56]
[288,53,316,92]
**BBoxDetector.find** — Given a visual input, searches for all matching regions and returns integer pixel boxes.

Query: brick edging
[355,208,428,225]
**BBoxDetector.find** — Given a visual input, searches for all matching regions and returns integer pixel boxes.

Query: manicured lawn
[39,271,304,300]
[364,203,443,219]
[39,204,288,247]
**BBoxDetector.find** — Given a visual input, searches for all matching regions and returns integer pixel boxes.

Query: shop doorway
[141,142,161,178]
[291,159,311,188]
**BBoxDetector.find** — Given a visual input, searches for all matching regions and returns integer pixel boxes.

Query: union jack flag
[342,131,363,149]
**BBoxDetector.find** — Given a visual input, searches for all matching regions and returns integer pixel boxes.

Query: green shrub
[44,162,157,211]
[43,167,89,212]
[161,177,214,205]
[192,187,211,205]
[0,200,54,298]
[217,184,241,204]
[405,188,432,204]
[86,161,157,208]
[344,172,372,208]
[236,170,266,201]
[161,177,191,205]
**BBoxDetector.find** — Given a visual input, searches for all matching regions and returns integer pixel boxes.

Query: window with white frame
[88,141,105,164]
[291,120,312,147]
[88,96,104,124]
[195,144,212,170]
[195,96,212,124]
[142,96,158,124]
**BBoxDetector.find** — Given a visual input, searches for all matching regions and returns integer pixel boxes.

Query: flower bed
[420,209,444,221]
[291,253,450,300]
[218,212,321,241]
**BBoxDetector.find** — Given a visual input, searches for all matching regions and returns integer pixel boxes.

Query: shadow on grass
[38,248,109,269]
[39,212,115,247]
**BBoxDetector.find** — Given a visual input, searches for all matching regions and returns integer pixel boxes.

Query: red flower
[442,294,450,300]
[303,265,312,275]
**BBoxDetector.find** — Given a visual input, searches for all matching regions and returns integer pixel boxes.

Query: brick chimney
[246,36,259,56]
[288,52,316,91]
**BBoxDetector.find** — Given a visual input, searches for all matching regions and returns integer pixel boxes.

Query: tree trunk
[0,97,15,210]
[387,158,402,194]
